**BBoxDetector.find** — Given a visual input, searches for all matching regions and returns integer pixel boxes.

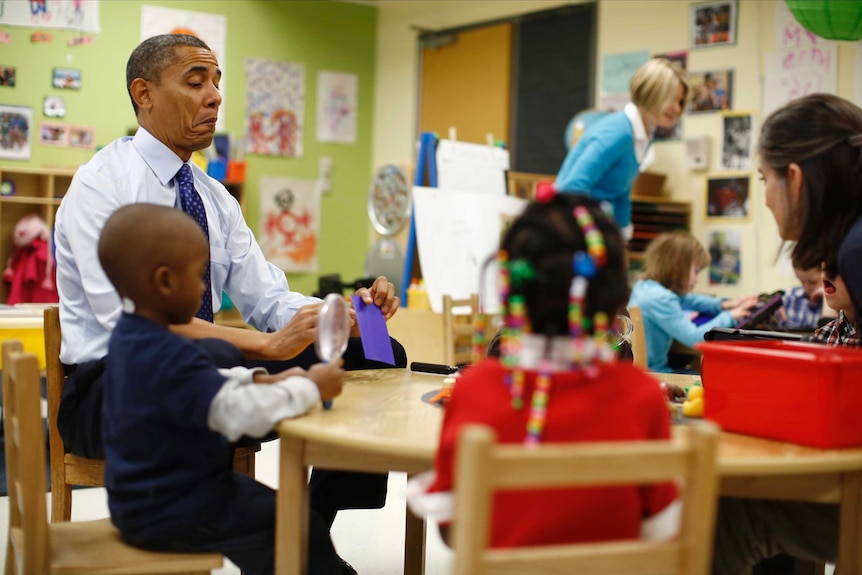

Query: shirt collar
[132,127,186,186]
[623,102,651,163]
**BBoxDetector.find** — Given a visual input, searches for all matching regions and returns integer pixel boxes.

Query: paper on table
[352,295,395,365]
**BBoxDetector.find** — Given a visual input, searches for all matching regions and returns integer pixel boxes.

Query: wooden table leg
[838,471,862,573]
[404,504,426,575]
[276,436,308,575]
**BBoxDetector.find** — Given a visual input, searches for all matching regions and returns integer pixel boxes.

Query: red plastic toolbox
[697,339,862,448]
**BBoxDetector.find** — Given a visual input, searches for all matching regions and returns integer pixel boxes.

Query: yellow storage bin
[0,309,46,370]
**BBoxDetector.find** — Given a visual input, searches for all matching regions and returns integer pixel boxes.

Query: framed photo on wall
[707,227,743,285]
[52,67,81,90]
[68,125,95,148]
[721,111,754,170]
[706,174,750,220]
[688,69,734,113]
[690,1,738,49]
[39,122,68,146]
[0,104,32,160]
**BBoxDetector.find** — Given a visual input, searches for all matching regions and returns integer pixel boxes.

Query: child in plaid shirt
[812,263,858,347]
[777,265,823,330]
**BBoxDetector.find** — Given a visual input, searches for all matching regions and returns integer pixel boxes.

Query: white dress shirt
[623,102,656,172]
[55,128,320,364]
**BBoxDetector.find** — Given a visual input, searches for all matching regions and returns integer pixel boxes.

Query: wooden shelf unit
[628,194,692,262]
[0,166,77,303]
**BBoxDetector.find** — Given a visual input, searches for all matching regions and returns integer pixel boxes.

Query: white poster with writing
[763,43,837,118]
[0,0,100,31]
[413,186,526,313]
[436,140,509,196]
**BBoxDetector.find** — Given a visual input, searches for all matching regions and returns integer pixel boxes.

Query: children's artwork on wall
[259,176,320,272]
[0,105,32,160]
[39,122,68,146]
[68,125,95,148]
[763,43,837,118]
[141,5,227,131]
[0,66,16,87]
[316,71,358,144]
[245,58,305,158]
[690,1,737,49]
[707,228,742,285]
[0,0,100,32]
[599,50,650,112]
[688,69,733,113]
[652,51,687,141]
[706,174,750,220]
[721,112,753,170]
[52,67,80,90]
[43,95,65,117]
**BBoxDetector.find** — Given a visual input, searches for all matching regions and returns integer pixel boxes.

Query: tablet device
[704,327,810,343]
[734,292,784,329]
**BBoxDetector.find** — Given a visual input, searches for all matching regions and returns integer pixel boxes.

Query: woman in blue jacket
[628,231,757,372]
[556,58,688,239]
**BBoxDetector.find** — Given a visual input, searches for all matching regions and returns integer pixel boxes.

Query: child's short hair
[642,231,709,294]
[500,194,628,337]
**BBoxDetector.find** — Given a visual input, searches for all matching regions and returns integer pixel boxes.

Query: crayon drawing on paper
[317,71,357,144]
[246,58,306,158]
[259,176,319,272]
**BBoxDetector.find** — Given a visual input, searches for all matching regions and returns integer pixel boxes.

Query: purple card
[352,295,395,365]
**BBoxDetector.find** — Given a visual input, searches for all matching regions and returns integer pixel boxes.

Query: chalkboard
[512,3,596,175]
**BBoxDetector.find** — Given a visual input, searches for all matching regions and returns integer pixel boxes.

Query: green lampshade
[785,0,862,41]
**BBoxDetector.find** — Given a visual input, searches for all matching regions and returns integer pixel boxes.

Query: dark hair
[126,34,211,115]
[499,194,628,338]
[759,93,862,270]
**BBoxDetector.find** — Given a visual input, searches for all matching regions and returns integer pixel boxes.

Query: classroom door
[418,23,512,146]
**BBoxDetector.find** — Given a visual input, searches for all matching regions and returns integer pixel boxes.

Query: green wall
[0,0,378,296]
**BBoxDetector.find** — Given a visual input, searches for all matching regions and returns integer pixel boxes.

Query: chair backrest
[628,305,648,369]
[2,342,51,574]
[452,423,720,575]
[442,294,478,366]
[44,306,75,513]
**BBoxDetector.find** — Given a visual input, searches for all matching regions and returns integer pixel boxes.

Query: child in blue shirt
[97,203,350,575]
[628,231,757,372]
[777,265,823,330]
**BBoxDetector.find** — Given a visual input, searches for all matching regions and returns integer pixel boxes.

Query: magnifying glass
[315,293,351,409]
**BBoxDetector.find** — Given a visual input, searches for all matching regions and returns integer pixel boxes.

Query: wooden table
[275,369,862,575]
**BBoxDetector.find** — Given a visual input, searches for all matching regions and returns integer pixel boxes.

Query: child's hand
[254,367,307,384]
[306,361,345,402]
[729,301,755,321]
[722,295,758,310]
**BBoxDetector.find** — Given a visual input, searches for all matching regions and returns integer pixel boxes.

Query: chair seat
[13,518,223,574]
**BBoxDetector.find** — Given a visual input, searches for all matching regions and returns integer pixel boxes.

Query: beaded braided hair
[474,194,629,444]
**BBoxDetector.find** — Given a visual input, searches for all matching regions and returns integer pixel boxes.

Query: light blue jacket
[628,279,735,373]
[555,111,640,229]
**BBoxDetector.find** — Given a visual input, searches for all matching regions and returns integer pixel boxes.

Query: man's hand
[306,361,344,402]
[355,276,400,320]
[262,303,322,360]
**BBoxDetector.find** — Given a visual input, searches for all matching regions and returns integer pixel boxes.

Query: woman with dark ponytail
[713,93,862,573]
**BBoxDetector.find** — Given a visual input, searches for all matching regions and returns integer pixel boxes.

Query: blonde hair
[642,231,709,294]
[630,58,688,118]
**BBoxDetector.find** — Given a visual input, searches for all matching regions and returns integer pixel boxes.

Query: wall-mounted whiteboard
[413,186,526,313]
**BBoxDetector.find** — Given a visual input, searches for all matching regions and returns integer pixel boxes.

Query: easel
[401,131,438,302]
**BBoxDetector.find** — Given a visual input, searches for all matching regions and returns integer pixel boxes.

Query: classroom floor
[0,439,455,574]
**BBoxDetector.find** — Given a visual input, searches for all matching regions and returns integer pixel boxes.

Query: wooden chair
[452,423,721,575]
[43,306,259,522]
[442,294,478,366]
[628,305,648,368]
[2,341,223,575]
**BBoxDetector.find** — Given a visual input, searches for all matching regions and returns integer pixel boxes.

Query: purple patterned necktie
[175,163,214,322]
